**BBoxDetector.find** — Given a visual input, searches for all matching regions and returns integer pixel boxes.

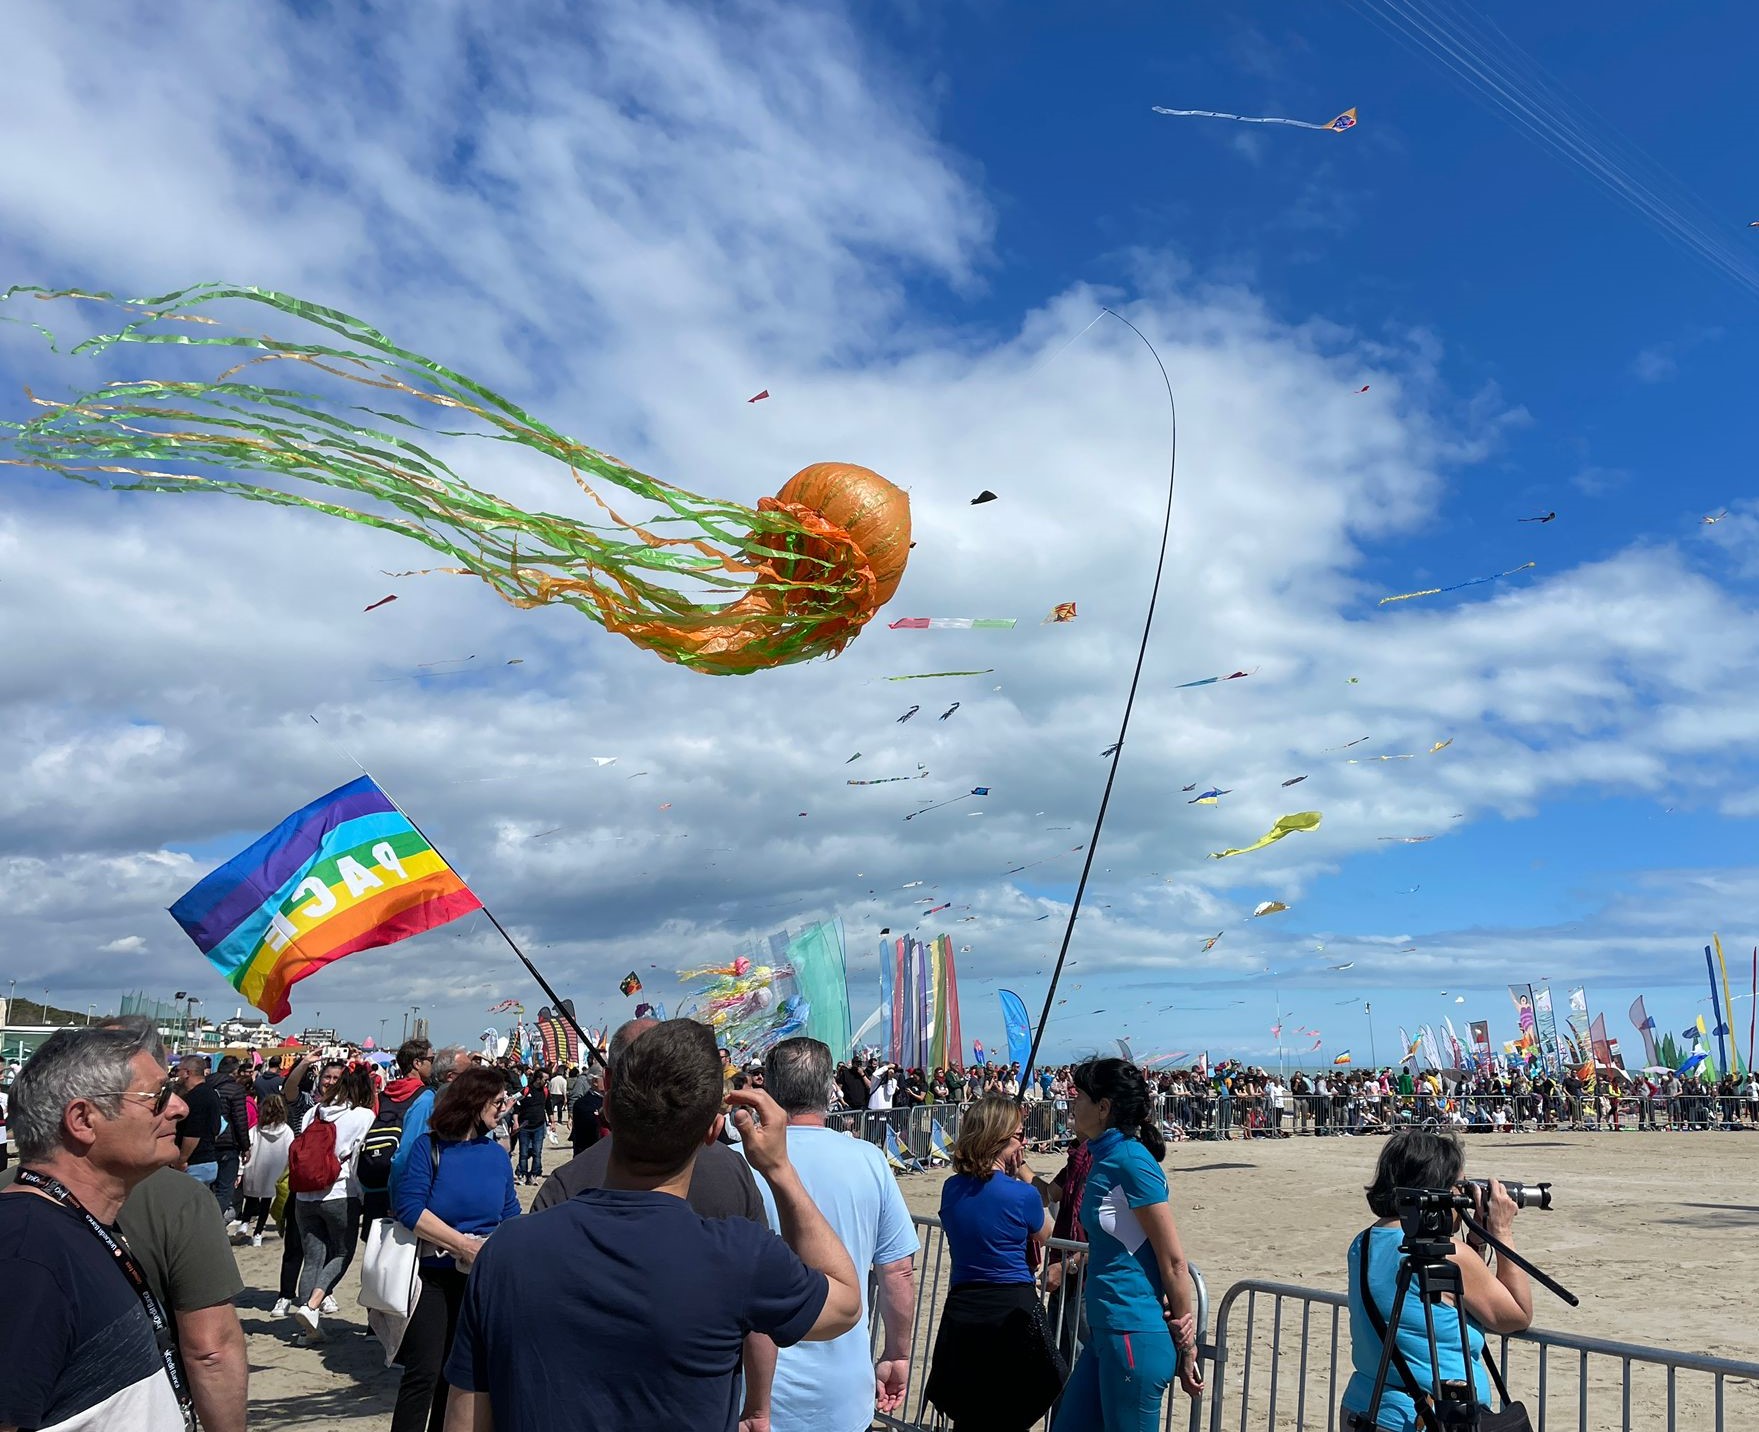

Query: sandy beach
[244,1131,1759,1430]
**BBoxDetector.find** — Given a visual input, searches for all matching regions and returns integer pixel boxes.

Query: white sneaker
[271,1297,291,1317]
[293,1305,323,1339]
[251,1234,264,1247]
[320,1295,340,1315]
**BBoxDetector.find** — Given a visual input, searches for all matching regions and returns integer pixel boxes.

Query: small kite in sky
[1188,788,1231,805]
[1152,104,1358,134]
[1347,753,1414,764]
[1181,783,1197,792]
[886,669,995,681]
[1176,669,1252,689]
[657,802,672,811]
[1043,602,1079,624]
[1329,962,1355,971]
[619,971,643,997]
[1252,901,1290,918]
[897,705,920,723]
[364,594,398,612]
[505,658,524,665]
[1356,385,1370,394]
[1103,742,1122,757]
[879,927,891,935]
[591,757,618,767]
[1282,776,1308,787]
[1519,512,1557,523]
[938,702,960,720]
[847,773,929,786]
[1454,995,1466,1003]
[1200,932,1224,952]
[1326,737,1371,751]
[846,753,861,763]
[1377,835,1435,844]
[1703,509,1728,524]
[1211,810,1322,860]
[888,617,1017,629]
[970,490,999,505]
[747,390,769,403]
[1379,561,1537,606]
[1429,738,1453,754]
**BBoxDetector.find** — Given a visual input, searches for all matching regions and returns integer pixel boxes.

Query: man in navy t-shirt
[443,1019,862,1432]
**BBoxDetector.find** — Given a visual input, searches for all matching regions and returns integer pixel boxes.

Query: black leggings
[239,1195,274,1236]
[391,1265,470,1432]
[278,1202,304,1301]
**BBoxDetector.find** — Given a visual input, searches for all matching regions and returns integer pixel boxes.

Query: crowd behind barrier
[873,1216,1759,1432]
[822,1089,1757,1164]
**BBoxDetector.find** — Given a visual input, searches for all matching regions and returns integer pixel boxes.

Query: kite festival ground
[244,1132,1756,1430]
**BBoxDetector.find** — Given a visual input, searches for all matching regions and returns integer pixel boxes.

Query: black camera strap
[1357,1231,1447,1432]
[12,1169,197,1430]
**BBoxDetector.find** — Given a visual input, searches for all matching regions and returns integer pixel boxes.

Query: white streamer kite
[1153,105,1358,134]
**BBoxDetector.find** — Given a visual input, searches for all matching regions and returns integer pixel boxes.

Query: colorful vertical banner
[998,989,1032,1071]
[928,935,963,1071]
[1706,944,1731,1077]
[169,775,482,1021]
[1534,986,1564,1074]
[1507,985,1537,1056]
[1712,934,1742,1075]
[1628,995,1660,1068]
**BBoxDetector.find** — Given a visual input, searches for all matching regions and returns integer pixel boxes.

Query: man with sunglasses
[0,1025,201,1431]
[0,1017,249,1432]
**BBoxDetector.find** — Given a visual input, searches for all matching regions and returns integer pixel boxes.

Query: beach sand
[244,1131,1759,1430]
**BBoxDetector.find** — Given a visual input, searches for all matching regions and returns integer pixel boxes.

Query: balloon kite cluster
[679,955,808,1062]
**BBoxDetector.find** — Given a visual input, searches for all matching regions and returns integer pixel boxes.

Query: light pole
[1365,1002,1377,1070]
[86,1003,94,1026]
[379,1018,388,1049]
[43,989,52,1026]
[402,1009,410,1041]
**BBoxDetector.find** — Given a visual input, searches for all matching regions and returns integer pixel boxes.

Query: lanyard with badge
[13,1169,198,1431]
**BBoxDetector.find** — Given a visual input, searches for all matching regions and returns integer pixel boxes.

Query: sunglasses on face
[120,1074,180,1117]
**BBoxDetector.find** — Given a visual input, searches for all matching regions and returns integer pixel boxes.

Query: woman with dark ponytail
[1052,1058,1203,1430]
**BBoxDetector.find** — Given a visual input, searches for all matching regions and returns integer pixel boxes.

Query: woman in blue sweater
[391,1064,521,1432]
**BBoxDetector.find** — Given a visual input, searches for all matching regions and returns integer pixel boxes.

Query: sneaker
[320,1295,340,1315]
[271,1297,291,1317]
[251,1234,264,1247]
[293,1304,323,1339]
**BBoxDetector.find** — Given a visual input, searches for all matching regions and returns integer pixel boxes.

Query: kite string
[1022,307,1178,1084]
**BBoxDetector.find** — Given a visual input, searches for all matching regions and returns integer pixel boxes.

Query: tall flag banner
[1468,1019,1493,1073]
[169,775,482,1021]
[1419,1025,1444,1071]
[1588,1013,1615,1070]
[1629,995,1660,1068]
[1333,1050,1352,1065]
[972,1039,987,1065]
[783,918,851,1058]
[535,1006,581,1068]
[928,935,963,1071]
[1507,985,1537,1057]
[1706,944,1731,1076]
[1712,934,1743,1075]
[999,989,1033,1072]
[1442,1017,1466,1069]
[879,937,899,1063]
[1117,1038,1136,1063]
[1534,986,1564,1074]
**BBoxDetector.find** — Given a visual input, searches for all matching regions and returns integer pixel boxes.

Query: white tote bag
[360,1217,423,1364]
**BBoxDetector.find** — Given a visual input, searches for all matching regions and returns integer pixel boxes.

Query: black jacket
[209,1074,251,1153]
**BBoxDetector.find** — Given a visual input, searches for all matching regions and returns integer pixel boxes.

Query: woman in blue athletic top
[1053,1058,1202,1431]
[1340,1129,1532,1431]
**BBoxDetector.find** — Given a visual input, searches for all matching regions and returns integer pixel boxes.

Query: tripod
[1359,1189,1578,1432]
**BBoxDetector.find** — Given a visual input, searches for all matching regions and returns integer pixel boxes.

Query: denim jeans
[212,1147,240,1219]
[516,1127,544,1179]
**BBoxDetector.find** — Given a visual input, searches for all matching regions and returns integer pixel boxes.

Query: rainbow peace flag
[170,776,481,1021]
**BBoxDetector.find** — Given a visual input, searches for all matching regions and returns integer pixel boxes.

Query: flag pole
[310,717,608,1071]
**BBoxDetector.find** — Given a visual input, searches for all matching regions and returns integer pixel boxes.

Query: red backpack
[287,1110,341,1193]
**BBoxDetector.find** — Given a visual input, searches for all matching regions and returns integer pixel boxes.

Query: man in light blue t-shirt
[745,1038,919,1432]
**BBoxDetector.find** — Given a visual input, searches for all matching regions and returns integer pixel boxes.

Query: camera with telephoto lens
[1461,1178,1553,1211]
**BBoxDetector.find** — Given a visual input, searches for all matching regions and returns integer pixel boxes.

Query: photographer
[1341,1130,1533,1432]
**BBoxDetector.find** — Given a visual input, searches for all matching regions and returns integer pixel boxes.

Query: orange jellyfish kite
[0,283,910,676]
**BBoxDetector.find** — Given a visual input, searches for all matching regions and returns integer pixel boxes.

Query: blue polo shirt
[445,1187,828,1431]
[1078,1127,1169,1332]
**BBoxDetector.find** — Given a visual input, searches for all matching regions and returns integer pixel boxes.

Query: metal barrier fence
[871,1214,1209,1431]
[1204,1278,1759,1432]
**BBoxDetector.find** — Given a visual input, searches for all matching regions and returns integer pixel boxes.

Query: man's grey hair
[431,1045,468,1081]
[13,1025,163,1162]
[765,1038,834,1116]
[178,1052,211,1074]
[94,1014,168,1065]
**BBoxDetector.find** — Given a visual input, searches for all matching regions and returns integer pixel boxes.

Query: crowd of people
[0,1019,1737,1431]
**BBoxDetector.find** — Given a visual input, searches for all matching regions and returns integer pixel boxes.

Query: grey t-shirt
[532,1136,765,1223]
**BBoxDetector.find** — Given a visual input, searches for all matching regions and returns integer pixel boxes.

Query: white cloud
[2,1,1754,1057]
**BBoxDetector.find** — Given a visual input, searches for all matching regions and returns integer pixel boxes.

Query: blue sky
[2,0,1756,1067]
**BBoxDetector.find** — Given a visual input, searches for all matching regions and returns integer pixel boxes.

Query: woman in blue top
[390,1065,522,1432]
[1341,1130,1532,1431]
[1053,1057,1202,1431]
[925,1095,1062,1430]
